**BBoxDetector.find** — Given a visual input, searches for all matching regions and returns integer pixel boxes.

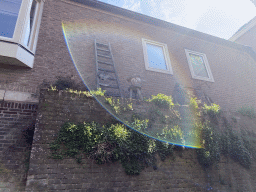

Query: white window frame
[0,0,44,68]
[185,49,214,82]
[22,0,44,52]
[17,0,44,53]
[142,38,173,74]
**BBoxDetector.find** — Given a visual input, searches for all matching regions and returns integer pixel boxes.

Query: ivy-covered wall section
[25,88,256,192]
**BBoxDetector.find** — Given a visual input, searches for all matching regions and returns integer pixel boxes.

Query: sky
[98,0,256,40]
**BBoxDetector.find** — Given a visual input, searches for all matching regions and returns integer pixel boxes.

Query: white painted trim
[18,0,44,53]
[14,0,32,43]
[185,49,214,82]
[16,46,34,68]
[142,38,173,74]
[229,16,256,42]
[0,0,44,66]
[0,41,34,68]
[29,0,44,53]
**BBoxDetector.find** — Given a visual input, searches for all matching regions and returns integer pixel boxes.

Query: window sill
[145,67,173,74]
[191,75,214,82]
[0,40,34,68]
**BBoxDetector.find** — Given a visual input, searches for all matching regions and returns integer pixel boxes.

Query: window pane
[146,43,167,70]
[189,53,209,78]
[0,0,22,38]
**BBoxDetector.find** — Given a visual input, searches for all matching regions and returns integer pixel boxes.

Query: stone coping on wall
[0,89,39,103]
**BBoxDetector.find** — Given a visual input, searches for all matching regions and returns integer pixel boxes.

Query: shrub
[155,140,174,161]
[50,121,174,175]
[196,123,252,169]
[162,125,184,145]
[203,103,221,117]
[148,93,174,109]
[189,97,199,111]
[220,128,252,169]
[237,106,256,119]
[196,123,220,168]
[130,119,149,132]
[53,76,87,91]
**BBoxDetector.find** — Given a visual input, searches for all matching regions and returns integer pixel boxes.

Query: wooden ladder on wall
[94,40,122,97]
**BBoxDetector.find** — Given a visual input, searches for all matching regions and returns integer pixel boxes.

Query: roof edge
[68,0,256,62]
[229,16,256,42]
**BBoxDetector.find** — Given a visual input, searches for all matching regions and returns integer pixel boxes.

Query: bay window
[0,0,22,38]
[0,0,44,68]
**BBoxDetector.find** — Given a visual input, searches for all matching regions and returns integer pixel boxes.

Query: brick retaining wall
[0,101,38,191]
[24,89,256,191]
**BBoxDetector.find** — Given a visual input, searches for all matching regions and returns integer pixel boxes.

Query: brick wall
[0,0,83,96]
[59,0,256,112]
[0,0,256,113]
[0,101,38,191]
[24,89,256,192]
[1,0,256,191]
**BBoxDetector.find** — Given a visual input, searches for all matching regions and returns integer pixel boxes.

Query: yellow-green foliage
[189,97,199,111]
[50,121,174,175]
[111,124,129,141]
[105,97,121,114]
[48,85,57,91]
[148,93,174,109]
[127,103,133,111]
[162,125,184,144]
[203,103,221,116]
[131,119,149,132]
[66,89,92,97]
[48,85,93,97]
[90,88,106,96]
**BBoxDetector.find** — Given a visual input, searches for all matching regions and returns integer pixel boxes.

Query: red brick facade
[0,101,38,191]
[1,1,256,191]
[1,0,255,111]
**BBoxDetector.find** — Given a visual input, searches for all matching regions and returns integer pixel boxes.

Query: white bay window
[0,0,22,38]
[0,0,44,68]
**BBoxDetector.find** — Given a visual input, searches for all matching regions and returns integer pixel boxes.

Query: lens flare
[62,20,203,148]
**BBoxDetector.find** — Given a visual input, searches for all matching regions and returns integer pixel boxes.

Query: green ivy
[47,89,254,173]
[196,122,252,169]
[49,122,174,175]
[237,106,256,119]
[220,127,252,169]
[159,125,184,145]
[155,140,174,161]
[196,122,220,168]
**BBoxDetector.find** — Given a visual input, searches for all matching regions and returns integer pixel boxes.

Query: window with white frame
[0,0,22,38]
[0,0,44,68]
[185,49,214,82]
[142,38,173,74]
